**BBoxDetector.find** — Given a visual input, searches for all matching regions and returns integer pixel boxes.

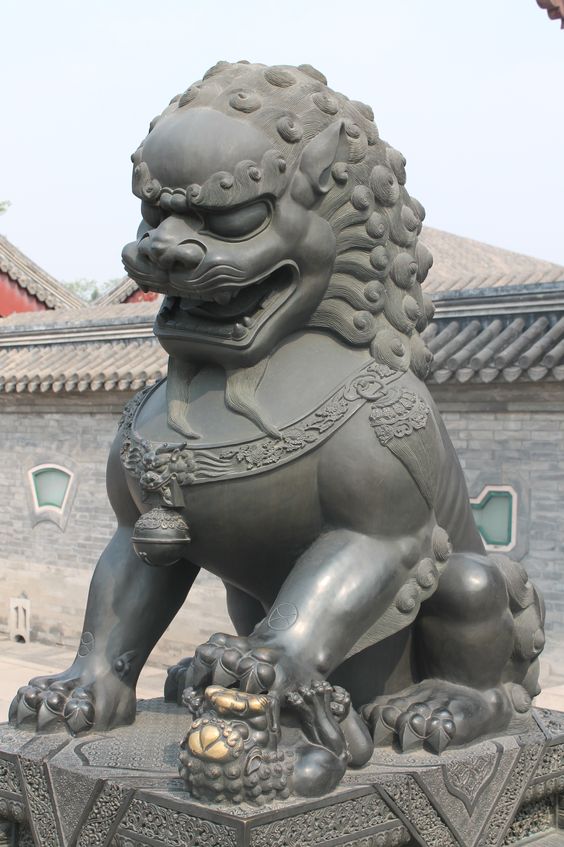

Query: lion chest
[119,354,438,588]
[127,446,322,592]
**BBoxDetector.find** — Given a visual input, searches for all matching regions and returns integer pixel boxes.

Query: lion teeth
[242,316,253,327]
[232,323,248,340]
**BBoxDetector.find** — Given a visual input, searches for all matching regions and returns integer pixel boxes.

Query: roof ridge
[422,226,564,270]
[421,227,564,294]
[0,235,85,310]
[95,276,139,306]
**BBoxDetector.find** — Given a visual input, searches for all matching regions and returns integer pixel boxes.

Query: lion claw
[371,711,395,746]
[366,698,457,754]
[12,685,44,726]
[188,634,278,697]
[36,688,68,731]
[286,690,305,709]
[425,711,455,754]
[397,714,427,752]
[37,701,64,733]
[63,696,95,735]
[182,686,204,715]
[10,681,96,736]
[329,686,351,722]
[15,697,37,727]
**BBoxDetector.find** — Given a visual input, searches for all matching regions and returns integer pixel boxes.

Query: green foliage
[62,277,122,302]
[0,200,10,215]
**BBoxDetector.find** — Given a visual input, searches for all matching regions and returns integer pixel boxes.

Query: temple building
[0,236,82,316]
[0,229,563,667]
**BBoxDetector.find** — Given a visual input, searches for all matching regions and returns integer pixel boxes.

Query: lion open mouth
[155,264,296,343]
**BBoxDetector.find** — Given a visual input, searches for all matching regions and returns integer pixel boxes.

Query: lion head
[122,60,434,383]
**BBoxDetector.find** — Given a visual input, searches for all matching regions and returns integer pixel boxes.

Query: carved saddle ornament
[119,360,436,509]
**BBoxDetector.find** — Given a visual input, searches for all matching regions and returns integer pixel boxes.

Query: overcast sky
[1,0,563,284]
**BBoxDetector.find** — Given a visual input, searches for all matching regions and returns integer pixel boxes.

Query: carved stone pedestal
[2,700,564,847]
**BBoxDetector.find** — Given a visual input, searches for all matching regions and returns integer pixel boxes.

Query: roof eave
[432,281,564,318]
[0,236,85,310]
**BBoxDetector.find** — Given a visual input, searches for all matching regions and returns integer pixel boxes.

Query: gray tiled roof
[2,223,564,394]
[0,337,166,394]
[95,276,139,306]
[0,302,158,332]
[422,228,564,293]
[90,228,564,304]
[422,311,564,384]
[1,293,564,392]
[0,303,164,393]
[0,236,85,310]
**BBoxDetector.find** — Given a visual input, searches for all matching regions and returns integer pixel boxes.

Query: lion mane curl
[137,60,435,379]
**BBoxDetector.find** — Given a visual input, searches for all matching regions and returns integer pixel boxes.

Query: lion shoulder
[317,373,444,537]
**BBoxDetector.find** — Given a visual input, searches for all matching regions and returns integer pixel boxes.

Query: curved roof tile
[103,228,564,301]
[0,236,84,310]
[421,228,564,293]
[422,311,564,384]
[2,310,564,394]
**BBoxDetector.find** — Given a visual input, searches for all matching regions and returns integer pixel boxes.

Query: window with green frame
[470,486,516,551]
[30,465,72,510]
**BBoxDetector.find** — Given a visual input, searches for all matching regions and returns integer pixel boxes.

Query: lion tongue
[187,285,265,321]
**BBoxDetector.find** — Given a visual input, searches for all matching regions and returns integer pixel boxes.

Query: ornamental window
[470,485,517,553]
[27,463,75,530]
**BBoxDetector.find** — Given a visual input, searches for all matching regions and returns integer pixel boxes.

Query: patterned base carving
[505,797,555,844]
[19,758,59,847]
[0,820,15,847]
[2,703,564,847]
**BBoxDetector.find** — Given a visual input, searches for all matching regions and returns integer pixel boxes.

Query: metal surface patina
[7,61,547,824]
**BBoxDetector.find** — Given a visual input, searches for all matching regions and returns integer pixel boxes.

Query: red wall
[125,288,158,303]
[0,272,49,317]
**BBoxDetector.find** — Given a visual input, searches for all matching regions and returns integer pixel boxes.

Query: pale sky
[1,0,563,284]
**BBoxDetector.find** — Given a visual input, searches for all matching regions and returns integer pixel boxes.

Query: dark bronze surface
[2,705,564,846]
[9,62,545,804]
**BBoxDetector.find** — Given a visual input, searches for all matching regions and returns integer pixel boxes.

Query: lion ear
[291,120,347,207]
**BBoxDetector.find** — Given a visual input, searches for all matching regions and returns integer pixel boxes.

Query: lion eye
[204,201,270,239]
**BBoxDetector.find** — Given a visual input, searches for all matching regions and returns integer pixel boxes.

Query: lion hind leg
[493,553,545,700]
[345,523,452,660]
[363,551,546,753]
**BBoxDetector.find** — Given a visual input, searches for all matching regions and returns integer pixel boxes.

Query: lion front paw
[164,656,193,704]
[186,633,278,695]
[9,669,135,736]
[374,701,455,754]
[10,681,96,735]
[363,680,513,754]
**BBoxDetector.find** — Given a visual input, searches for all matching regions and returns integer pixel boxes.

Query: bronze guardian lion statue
[11,61,545,803]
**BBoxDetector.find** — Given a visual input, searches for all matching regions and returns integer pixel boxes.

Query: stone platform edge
[2,703,564,846]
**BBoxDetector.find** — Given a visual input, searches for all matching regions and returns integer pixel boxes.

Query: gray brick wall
[0,407,118,572]
[0,384,562,664]
[441,407,564,637]
[0,394,232,658]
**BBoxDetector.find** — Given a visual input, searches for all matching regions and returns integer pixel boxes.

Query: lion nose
[139,216,206,273]
[140,236,205,272]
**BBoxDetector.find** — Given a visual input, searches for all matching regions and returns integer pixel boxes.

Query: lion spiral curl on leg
[11,61,544,801]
